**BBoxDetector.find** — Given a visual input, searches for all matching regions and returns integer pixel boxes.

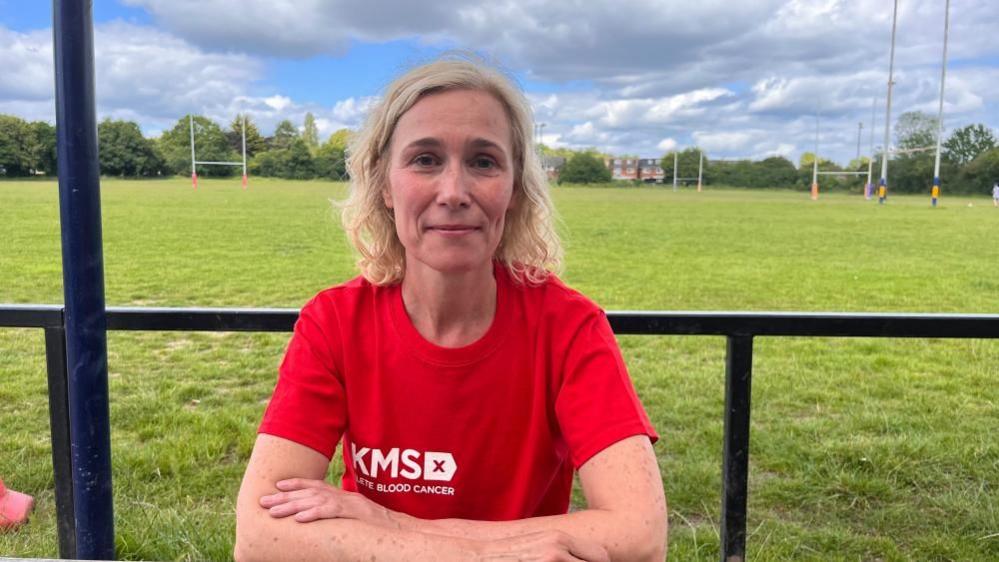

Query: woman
[235,57,667,561]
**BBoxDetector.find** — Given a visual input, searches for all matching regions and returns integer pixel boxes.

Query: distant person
[878,183,887,205]
[931,183,939,207]
[235,57,667,562]
[993,181,999,207]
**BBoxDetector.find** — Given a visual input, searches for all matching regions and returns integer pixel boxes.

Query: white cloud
[264,96,292,111]
[657,138,678,152]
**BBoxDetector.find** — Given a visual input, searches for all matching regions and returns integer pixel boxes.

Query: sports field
[1,178,997,560]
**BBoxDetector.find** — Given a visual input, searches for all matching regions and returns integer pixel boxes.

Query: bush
[559,152,611,184]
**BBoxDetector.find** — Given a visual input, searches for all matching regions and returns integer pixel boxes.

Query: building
[637,158,664,183]
[604,157,639,180]
[604,157,663,182]
[541,155,565,182]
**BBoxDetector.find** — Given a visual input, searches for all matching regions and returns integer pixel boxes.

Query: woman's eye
[413,154,438,167]
[472,157,496,169]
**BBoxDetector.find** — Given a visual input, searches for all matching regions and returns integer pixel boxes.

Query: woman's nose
[436,160,472,208]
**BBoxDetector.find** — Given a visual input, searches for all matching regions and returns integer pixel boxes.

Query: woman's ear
[381,188,394,209]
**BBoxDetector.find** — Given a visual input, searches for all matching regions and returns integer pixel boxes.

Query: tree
[797,152,837,171]
[326,128,352,152]
[284,139,316,179]
[895,111,939,152]
[559,152,611,184]
[158,115,237,177]
[0,114,32,176]
[228,114,267,157]
[944,124,996,166]
[302,113,320,152]
[315,137,347,180]
[660,148,703,184]
[272,119,298,150]
[957,148,999,195]
[98,118,164,176]
[28,121,57,175]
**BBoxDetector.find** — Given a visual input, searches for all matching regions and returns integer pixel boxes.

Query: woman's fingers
[479,531,609,562]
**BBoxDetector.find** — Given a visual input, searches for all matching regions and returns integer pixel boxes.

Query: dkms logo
[351,443,457,482]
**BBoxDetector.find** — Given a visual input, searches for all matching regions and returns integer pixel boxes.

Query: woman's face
[384,89,516,276]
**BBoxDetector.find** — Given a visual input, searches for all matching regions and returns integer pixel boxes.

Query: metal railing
[2,304,997,561]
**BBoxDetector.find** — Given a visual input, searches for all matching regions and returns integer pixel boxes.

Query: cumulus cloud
[657,138,678,152]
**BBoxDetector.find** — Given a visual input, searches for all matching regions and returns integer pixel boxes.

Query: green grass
[1,178,997,560]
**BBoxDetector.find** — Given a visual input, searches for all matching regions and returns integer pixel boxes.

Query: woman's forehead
[392,89,514,150]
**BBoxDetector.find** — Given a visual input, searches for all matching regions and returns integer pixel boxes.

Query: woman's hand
[475,531,610,562]
[259,478,397,527]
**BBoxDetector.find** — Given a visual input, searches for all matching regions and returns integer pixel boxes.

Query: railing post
[53,1,115,558]
[44,325,77,559]
[720,335,754,562]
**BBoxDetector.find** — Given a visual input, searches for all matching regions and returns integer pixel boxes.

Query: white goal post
[190,114,247,189]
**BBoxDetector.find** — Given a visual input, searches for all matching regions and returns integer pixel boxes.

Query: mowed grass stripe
[1,179,997,560]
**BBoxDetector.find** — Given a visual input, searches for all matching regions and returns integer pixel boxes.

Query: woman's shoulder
[301,275,388,316]
[501,264,603,320]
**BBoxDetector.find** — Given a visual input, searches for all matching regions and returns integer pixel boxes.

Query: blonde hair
[341,55,562,285]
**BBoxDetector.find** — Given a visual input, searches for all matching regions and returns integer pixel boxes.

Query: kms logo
[351,442,457,482]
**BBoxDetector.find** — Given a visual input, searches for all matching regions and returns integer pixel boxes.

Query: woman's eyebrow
[402,137,443,151]
[468,138,506,154]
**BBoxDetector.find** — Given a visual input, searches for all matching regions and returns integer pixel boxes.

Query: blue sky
[2,0,998,166]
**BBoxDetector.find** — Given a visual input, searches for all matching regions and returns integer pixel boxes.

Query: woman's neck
[400,260,497,348]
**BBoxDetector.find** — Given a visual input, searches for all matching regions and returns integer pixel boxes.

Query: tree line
[0,112,348,181]
[547,112,998,194]
[2,110,996,194]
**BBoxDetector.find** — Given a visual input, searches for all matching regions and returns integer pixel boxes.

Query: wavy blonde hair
[341,55,562,286]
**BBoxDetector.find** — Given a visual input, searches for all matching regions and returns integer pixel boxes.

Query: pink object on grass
[0,478,35,529]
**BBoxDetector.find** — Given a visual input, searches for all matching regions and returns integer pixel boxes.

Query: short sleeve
[259,296,347,459]
[554,309,659,469]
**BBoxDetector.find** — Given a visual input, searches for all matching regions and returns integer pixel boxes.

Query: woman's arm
[234,434,482,562]
[410,435,667,561]
[268,435,667,561]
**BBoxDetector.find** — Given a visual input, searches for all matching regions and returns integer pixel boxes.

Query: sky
[1,0,997,166]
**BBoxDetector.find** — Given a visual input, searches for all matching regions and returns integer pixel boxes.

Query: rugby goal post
[190,114,248,189]
[672,149,704,192]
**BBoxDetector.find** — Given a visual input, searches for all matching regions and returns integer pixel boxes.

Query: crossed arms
[234,434,667,561]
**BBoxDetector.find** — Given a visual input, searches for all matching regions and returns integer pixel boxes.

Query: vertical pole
[720,335,754,562]
[879,0,899,196]
[697,150,703,192]
[45,325,77,559]
[190,114,197,189]
[672,151,678,192]
[856,122,863,163]
[932,0,950,200]
[811,111,819,200]
[53,1,115,558]
[866,96,876,199]
[241,113,248,189]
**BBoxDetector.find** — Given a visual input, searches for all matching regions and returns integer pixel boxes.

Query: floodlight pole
[241,114,248,189]
[697,150,704,192]
[866,96,876,199]
[673,151,679,191]
[53,1,115,557]
[879,0,899,195]
[190,114,197,189]
[932,0,950,197]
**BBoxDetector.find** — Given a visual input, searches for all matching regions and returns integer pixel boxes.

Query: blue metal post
[53,1,115,558]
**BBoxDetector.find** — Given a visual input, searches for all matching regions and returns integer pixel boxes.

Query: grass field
[1,178,997,560]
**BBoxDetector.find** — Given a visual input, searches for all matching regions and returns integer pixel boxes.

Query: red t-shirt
[259,263,658,521]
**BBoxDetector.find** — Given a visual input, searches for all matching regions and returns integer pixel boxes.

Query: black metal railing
[2,304,997,561]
